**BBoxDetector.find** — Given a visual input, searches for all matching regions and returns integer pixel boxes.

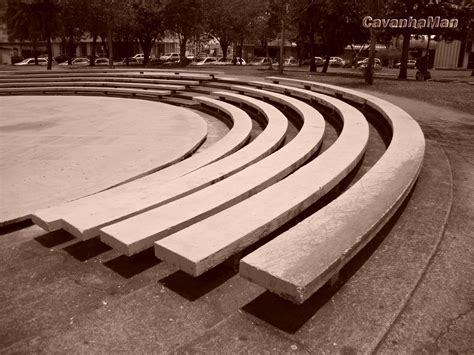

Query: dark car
[54,55,68,64]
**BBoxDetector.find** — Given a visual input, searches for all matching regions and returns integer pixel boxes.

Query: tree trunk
[322,54,330,73]
[220,41,229,60]
[141,38,155,66]
[279,18,284,75]
[100,35,109,58]
[108,27,113,69]
[309,32,316,72]
[398,32,410,79]
[67,37,75,65]
[46,35,52,70]
[265,39,273,70]
[179,35,187,66]
[90,34,97,66]
[365,28,377,84]
[32,39,38,65]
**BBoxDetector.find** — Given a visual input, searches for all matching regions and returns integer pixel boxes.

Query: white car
[329,57,345,67]
[213,57,246,65]
[285,58,298,66]
[132,53,152,63]
[159,53,180,62]
[395,59,416,69]
[59,57,90,66]
[213,57,232,65]
[190,57,218,65]
[248,57,273,66]
[14,57,48,66]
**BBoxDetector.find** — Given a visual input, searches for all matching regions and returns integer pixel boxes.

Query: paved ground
[0,87,472,353]
[0,96,208,225]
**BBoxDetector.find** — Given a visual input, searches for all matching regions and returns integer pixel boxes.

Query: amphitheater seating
[32,93,289,240]
[0,86,172,98]
[0,71,215,83]
[0,76,200,86]
[0,81,186,92]
[0,68,222,79]
[98,87,325,256]
[4,70,425,306]
[237,77,425,304]
[154,87,369,277]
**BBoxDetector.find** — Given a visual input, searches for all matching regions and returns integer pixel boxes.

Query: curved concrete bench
[32,94,287,238]
[31,96,254,233]
[238,77,425,304]
[0,81,186,92]
[0,72,214,82]
[64,68,223,79]
[154,89,369,276]
[45,94,288,240]
[0,77,199,86]
[0,69,222,79]
[98,87,325,255]
[0,86,172,98]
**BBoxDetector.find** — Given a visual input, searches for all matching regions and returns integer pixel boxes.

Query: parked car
[59,57,90,66]
[14,57,48,66]
[329,56,345,67]
[286,58,298,66]
[53,54,67,64]
[357,58,381,66]
[356,57,368,66]
[213,57,233,65]
[231,57,247,65]
[159,53,180,62]
[302,57,325,66]
[248,57,273,66]
[358,58,382,71]
[394,59,416,69]
[94,57,109,66]
[119,57,140,65]
[190,57,218,65]
[132,53,151,63]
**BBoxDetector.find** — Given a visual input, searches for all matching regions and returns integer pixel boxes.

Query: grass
[215,66,474,115]
[292,73,474,115]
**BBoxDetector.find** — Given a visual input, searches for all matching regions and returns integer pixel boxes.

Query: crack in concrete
[434,306,473,348]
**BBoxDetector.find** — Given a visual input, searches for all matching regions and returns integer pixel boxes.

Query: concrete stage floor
[0,96,208,225]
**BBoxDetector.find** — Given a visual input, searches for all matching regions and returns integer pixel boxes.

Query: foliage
[129,0,163,65]
[383,0,473,78]
[162,0,205,61]
[6,0,59,68]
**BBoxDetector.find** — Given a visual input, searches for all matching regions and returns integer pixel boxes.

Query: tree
[205,0,235,59]
[364,0,383,84]
[384,0,473,79]
[6,0,58,69]
[6,0,41,63]
[130,0,163,66]
[316,0,366,73]
[291,0,319,72]
[57,0,89,64]
[84,0,108,66]
[291,0,367,73]
[162,0,205,65]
